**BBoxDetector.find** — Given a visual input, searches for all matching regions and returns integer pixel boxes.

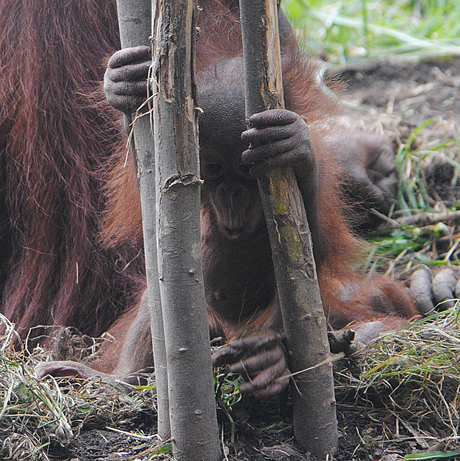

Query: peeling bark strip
[239,0,338,456]
[151,1,220,460]
[115,0,170,441]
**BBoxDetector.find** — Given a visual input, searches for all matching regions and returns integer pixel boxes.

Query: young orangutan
[36,2,429,399]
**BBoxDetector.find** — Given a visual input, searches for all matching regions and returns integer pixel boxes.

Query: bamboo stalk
[239,0,338,455]
[151,1,220,459]
[115,0,170,441]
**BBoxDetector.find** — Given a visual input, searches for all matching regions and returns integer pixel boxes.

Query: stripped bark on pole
[115,0,170,441]
[151,1,220,459]
[239,0,338,456]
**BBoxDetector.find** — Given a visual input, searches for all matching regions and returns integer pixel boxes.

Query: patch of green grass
[282,0,460,63]
[358,120,460,275]
[396,120,437,216]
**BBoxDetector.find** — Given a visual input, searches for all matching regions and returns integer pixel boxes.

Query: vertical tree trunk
[239,0,338,456]
[151,1,220,460]
[115,0,170,441]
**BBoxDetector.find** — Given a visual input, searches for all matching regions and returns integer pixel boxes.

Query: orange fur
[0,0,144,339]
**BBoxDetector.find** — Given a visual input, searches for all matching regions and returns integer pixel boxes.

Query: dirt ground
[4,56,460,461]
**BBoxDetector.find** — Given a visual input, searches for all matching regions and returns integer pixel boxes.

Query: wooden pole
[115,0,170,441]
[151,1,220,459]
[239,0,338,456]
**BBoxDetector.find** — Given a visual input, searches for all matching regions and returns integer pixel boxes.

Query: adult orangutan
[0,0,144,340]
[36,1,455,399]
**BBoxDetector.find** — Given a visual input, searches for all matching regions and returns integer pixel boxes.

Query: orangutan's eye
[205,164,223,174]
